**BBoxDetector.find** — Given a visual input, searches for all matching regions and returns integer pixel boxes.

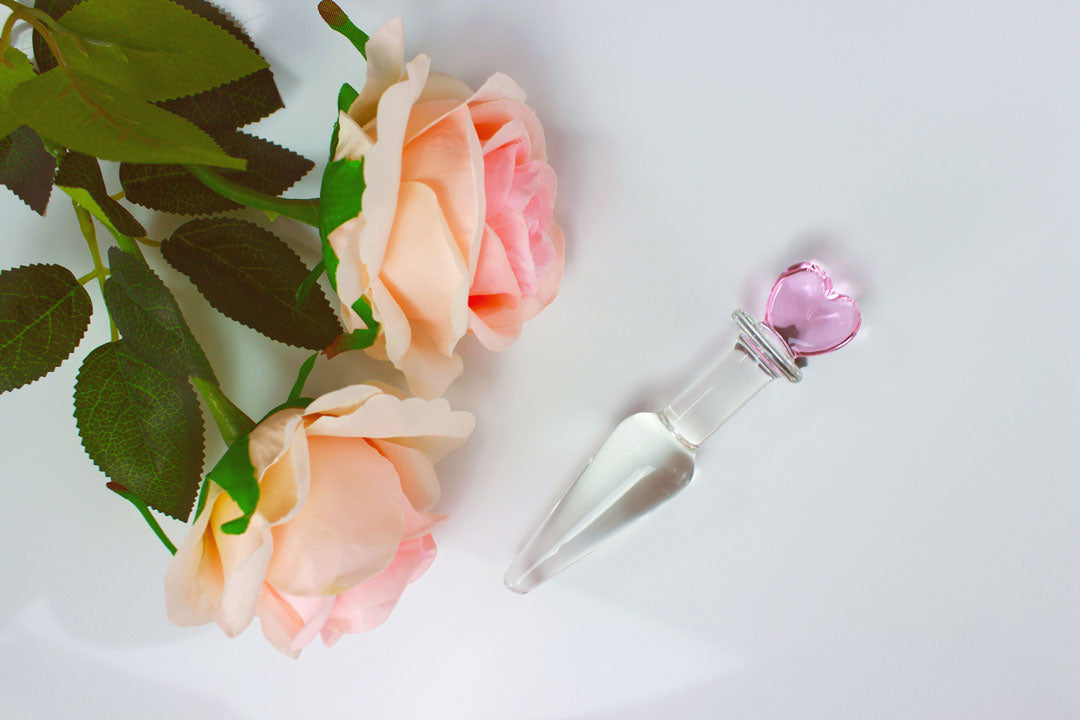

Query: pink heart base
[763,262,861,357]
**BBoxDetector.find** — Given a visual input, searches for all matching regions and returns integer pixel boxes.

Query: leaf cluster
[0,0,350,529]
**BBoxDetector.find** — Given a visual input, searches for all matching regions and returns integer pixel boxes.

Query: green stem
[77,268,107,285]
[0,1,63,34]
[73,201,108,296]
[191,377,255,446]
[184,165,321,228]
[317,1,368,57]
[72,200,120,340]
[0,12,17,57]
[288,353,318,403]
[107,482,177,554]
[294,260,325,308]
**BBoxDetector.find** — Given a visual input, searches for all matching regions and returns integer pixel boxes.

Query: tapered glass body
[505,311,799,593]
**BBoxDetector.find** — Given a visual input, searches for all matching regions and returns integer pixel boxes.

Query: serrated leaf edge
[121,131,313,215]
[2,175,56,215]
[72,343,206,520]
[164,218,340,350]
[66,1,271,104]
[0,127,58,215]
[0,263,92,395]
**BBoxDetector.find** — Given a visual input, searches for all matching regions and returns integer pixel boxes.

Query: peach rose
[164,385,474,658]
[329,18,564,398]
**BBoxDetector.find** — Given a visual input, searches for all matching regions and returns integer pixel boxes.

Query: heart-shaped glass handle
[764,262,861,357]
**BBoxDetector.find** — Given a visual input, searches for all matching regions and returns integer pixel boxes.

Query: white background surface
[1,1,1078,717]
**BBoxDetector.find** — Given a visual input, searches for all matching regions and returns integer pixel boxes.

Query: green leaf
[157,70,284,132]
[47,0,268,103]
[119,131,313,215]
[0,126,57,215]
[163,218,342,350]
[349,296,378,344]
[74,339,204,520]
[154,0,283,130]
[337,84,360,114]
[205,435,259,535]
[103,248,217,382]
[0,264,92,393]
[32,0,83,72]
[318,157,365,291]
[327,82,359,156]
[319,83,364,289]
[168,0,260,46]
[0,48,38,140]
[324,295,379,355]
[10,70,246,168]
[55,151,146,237]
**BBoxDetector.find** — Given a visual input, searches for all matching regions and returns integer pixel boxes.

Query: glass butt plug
[504,262,862,594]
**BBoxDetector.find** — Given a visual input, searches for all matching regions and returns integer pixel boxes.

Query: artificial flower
[329,18,564,398]
[165,384,474,657]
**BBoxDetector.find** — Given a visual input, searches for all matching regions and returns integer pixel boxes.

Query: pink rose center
[479,125,556,298]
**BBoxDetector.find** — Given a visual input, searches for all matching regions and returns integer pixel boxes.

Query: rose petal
[264,436,406,596]
[400,104,486,280]
[388,330,466,400]
[470,72,528,105]
[330,53,431,321]
[491,216,539,297]
[411,534,438,581]
[482,144,518,222]
[521,161,557,233]
[248,408,308,525]
[334,111,374,162]
[468,222,564,349]
[348,18,406,127]
[367,277,411,361]
[209,492,274,636]
[378,180,469,356]
[320,534,437,643]
[257,584,334,659]
[480,117,530,158]
[520,221,565,321]
[467,297,523,351]
[470,98,547,161]
[470,223,521,298]
[326,215,368,334]
[304,393,475,460]
[417,72,473,105]
[497,160,544,227]
[402,507,445,540]
[164,485,225,627]
[369,438,441,509]
[360,55,432,279]
[285,592,336,655]
[303,384,382,418]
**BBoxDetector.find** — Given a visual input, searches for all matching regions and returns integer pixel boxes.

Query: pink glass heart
[763,262,860,356]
